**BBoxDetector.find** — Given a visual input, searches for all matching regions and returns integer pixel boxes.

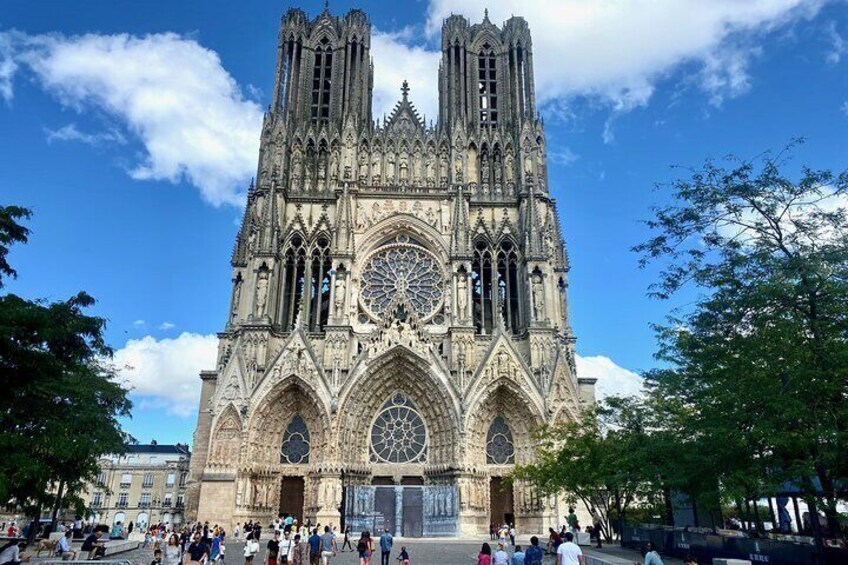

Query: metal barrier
[41,560,132,565]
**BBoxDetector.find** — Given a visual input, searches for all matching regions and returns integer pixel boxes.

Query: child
[396,546,410,565]
[151,548,162,565]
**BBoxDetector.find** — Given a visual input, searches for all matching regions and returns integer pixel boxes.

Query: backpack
[356,540,367,553]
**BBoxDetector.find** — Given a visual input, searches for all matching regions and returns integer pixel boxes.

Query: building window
[96,472,106,486]
[176,494,184,508]
[120,473,132,488]
[479,48,498,125]
[163,494,173,507]
[139,493,151,508]
[143,473,154,487]
[117,492,128,508]
[310,37,333,122]
[179,473,187,487]
[486,416,515,464]
[280,415,311,464]
[166,473,175,487]
[369,392,427,464]
[91,492,102,508]
[308,237,332,332]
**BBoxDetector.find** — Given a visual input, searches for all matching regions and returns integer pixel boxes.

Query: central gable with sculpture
[186,5,595,537]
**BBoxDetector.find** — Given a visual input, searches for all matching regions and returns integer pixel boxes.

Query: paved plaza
[42,539,676,565]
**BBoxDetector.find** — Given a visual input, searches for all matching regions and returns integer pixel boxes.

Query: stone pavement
[53,539,678,565]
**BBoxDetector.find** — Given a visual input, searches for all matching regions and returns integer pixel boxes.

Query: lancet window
[486,416,515,464]
[279,235,307,330]
[280,415,310,464]
[472,240,522,334]
[308,237,332,332]
[479,47,498,125]
[311,37,333,122]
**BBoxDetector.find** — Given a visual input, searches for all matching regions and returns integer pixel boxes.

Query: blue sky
[2,0,847,445]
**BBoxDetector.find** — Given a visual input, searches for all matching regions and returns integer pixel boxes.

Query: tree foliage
[635,142,848,529]
[516,142,848,537]
[0,205,131,521]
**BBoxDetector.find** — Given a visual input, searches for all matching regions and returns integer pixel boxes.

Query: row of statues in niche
[281,143,531,191]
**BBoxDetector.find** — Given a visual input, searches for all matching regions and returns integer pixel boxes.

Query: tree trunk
[51,479,65,532]
[662,486,674,527]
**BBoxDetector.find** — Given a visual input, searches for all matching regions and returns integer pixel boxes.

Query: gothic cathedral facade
[186,6,595,537]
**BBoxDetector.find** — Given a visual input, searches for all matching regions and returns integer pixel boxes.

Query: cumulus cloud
[158,321,176,330]
[2,30,263,206]
[361,1,826,140]
[575,354,644,399]
[113,332,218,417]
[371,28,441,121]
[45,123,126,146]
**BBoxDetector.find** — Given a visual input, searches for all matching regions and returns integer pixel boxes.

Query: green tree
[0,205,132,533]
[634,142,848,536]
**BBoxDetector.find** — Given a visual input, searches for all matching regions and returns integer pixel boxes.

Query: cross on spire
[401,80,410,99]
[323,0,330,12]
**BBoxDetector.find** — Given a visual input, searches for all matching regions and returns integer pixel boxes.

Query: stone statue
[329,148,339,181]
[231,276,242,321]
[358,150,368,182]
[386,152,396,183]
[523,147,533,177]
[454,153,463,182]
[255,270,269,316]
[426,148,436,184]
[504,151,514,183]
[439,150,448,186]
[371,150,382,184]
[291,146,303,186]
[456,274,468,321]
[334,276,346,318]
[399,153,409,183]
[343,147,353,179]
[412,149,422,184]
[532,274,545,321]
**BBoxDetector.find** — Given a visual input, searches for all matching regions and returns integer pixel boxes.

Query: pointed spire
[334,183,354,254]
[401,80,410,100]
[483,8,490,23]
[450,186,470,255]
[523,182,543,258]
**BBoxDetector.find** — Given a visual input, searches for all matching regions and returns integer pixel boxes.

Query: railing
[115,501,128,508]
[119,482,131,488]
[162,501,171,507]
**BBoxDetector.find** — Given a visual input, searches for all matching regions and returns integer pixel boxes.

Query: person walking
[556,532,585,565]
[524,537,543,565]
[492,543,509,565]
[319,526,336,565]
[378,528,393,565]
[307,529,322,565]
[476,543,492,565]
[266,531,280,565]
[341,527,353,552]
[242,533,259,565]
[164,534,182,565]
[511,545,525,565]
[508,525,516,547]
[356,531,373,565]
[185,531,210,565]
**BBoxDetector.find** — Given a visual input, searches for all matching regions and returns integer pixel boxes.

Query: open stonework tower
[186,5,596,537]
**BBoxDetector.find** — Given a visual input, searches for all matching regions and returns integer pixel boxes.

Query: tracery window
[472,240,522,334]
[280,415,311,464]
[311,38,333,122]
[486,416,515,464]
[370,392,427,464]
[279,236,306,330]
[479,48,498,125]
[309,237,332,332]
[360,235,445,322]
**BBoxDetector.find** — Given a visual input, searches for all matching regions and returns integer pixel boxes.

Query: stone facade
[186,5,594,536]
[83,444,190,529]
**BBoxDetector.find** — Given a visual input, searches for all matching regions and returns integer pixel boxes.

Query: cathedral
[186,5,595,537]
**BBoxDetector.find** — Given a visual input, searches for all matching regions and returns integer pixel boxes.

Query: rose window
[360,237,444,322]
[370,392,427,464]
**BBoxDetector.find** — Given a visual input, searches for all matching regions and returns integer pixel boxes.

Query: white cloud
[113,332,218,417]
[825,20,846,64]
[548,147,579,166]
[158,321,176,330]
[2,31,263,206]
[371,29,441,121]
[45,123,126,146]
[575,354,644,399]
[132,319,146,327]
[410,0,824,117]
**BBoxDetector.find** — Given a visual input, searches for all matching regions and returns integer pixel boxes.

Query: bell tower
[272,6,373,127]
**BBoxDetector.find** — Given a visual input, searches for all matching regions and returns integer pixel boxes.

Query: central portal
[343,484,458,537]
[489,477,515,526]
[279,477,305,520]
